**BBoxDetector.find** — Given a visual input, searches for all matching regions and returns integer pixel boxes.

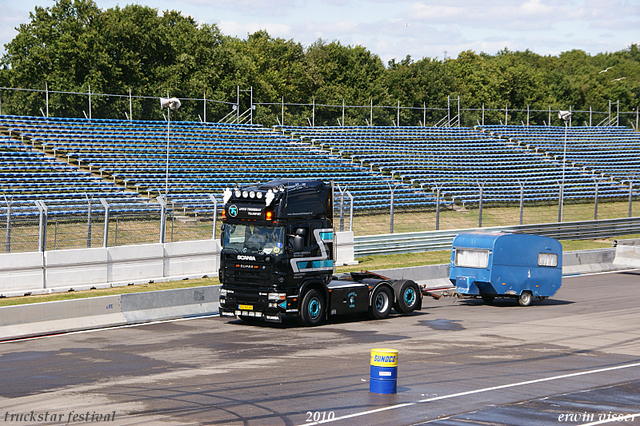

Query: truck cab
[218,179,423,325]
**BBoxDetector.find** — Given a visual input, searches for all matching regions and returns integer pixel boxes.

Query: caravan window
[455,249,490,268]
[538,253,558,267]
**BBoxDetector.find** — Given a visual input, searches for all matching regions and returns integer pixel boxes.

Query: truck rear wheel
[394,280,420,313]
[299,289,325,326]
[369,285,392,319]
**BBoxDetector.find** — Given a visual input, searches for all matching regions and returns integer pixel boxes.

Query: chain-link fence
[2,85,639,129]
[0,198,221,254]
[2,193,639,254]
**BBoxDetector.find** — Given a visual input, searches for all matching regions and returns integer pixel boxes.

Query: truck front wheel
[369,286,392,319]
[300,289,325,326]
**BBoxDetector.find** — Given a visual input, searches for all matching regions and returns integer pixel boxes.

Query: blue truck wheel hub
[309,298,321,318]
[404,288,415,306]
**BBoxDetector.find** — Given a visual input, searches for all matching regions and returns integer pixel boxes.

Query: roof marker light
[265,189,275,207]
[223,188,232,204]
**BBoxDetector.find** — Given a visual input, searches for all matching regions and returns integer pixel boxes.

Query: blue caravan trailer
[450,232,562,306]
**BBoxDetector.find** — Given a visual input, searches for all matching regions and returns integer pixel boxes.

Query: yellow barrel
[370,348,398,394]
[370,348,398,366]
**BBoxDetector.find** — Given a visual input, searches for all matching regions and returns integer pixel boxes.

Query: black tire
[299,289,325,326]
[395,280,420,313]
[518,291,532,307]
[481,294,495,304]
[369,285,393,319]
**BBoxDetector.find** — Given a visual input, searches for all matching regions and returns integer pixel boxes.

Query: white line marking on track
[0,313,220,344]
[579,412,640,425]
[301,361,640,425]
[564,268,640,279]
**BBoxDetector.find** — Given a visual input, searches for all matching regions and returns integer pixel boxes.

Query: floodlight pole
[435,184,441,230]
[518,180,525,225]
[423,102,426,127]
[594,179,599,220]
[45,82,49,118]
[388,183,400,233]
[370,98,373,126]
[560,119,567,222]
[558,110,571,222]
[166,105,171,197]
[478,182,484,227]
[628,180,634,217]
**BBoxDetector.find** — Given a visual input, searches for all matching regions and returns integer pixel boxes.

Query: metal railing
[353,217,640,256]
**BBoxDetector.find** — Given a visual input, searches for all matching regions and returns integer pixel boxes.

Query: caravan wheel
[518,291,532,307]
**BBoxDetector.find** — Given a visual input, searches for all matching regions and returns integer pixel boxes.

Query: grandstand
[277,125,632,206]
[0,115,638,224]
[0,115,435,220]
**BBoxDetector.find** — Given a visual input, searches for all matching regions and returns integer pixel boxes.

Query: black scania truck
[218,179,422,326]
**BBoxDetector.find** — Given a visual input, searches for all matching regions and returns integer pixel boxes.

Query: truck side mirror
[293,235,304,252]
[292,228,306,252]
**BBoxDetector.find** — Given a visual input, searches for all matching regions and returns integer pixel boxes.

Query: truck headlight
[220,288,233,296]
[268,293,286,301]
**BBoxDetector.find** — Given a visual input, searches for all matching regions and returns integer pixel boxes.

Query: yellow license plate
[238,304,253,311]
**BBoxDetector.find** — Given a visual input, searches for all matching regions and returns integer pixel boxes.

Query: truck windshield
[222,224,285,255]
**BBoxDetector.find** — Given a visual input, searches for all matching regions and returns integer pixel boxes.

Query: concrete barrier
[613,240,640,269]
[563,248,619,275]
[0,251,43,294]
[121,286,220,323]
[335,231,358,266]
[0,241,221,298]
[45,247,108,289]
[0,286,221,341]
[0,247,632,340]
[163,239,220,279]
[0,295,127,340]
[108,243,165,285]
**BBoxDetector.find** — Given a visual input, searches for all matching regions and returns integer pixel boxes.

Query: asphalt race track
[1,271,640,426]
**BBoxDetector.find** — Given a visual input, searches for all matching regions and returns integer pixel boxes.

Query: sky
[1,0,639,64]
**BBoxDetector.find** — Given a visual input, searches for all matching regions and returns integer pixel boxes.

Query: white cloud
[0,5,30,54]
[1,0,638,61]
[177,0,302,17]
[218,21,293,39]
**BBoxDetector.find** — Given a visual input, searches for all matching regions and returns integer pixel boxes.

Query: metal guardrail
[354,217,640,256]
